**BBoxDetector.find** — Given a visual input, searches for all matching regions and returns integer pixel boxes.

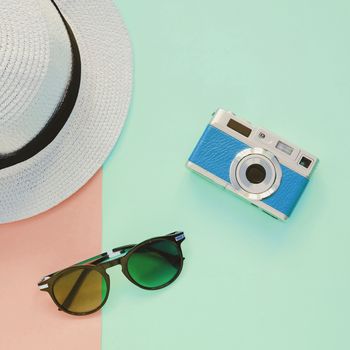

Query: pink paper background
[0,171,102,350]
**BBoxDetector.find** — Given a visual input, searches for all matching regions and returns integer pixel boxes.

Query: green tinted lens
[53,267,108,314]
[127,240,182,288]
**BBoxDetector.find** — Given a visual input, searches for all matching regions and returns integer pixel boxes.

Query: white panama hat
[0,0,132,223]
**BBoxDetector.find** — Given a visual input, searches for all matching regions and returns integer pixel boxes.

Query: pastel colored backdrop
[0,172,102,349]
[103,0,350,349]
[1,1,349,350]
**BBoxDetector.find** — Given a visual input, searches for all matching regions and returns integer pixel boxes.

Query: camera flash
[276,141,294,155]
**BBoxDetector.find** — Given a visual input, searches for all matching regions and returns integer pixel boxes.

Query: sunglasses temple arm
[55,252,127,309]
[59,245,137,307]
[60,245,139,307]
[60,268,91,311]
[147,246,184,268]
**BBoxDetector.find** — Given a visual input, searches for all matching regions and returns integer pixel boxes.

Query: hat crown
[0,0,72,155]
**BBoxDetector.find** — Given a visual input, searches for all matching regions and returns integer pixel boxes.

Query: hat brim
[0,0,132,223]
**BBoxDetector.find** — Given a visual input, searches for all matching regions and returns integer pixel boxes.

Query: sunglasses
[38,232,185,316]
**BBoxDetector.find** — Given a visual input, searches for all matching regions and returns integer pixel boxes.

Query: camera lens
[245,164,266,184]
[230,148,282,200]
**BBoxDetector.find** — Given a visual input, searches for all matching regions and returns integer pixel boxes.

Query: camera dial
[229,148,282,200]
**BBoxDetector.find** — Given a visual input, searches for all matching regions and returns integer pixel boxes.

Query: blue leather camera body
[187,109,318,220]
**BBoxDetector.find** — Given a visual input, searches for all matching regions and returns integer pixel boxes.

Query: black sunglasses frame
[38,232,185,316]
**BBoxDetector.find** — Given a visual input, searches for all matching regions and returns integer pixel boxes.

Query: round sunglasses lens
[127,240,182,288]
[52,267,108,314]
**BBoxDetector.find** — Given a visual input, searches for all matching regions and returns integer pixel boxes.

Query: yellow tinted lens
[53,267,108,314]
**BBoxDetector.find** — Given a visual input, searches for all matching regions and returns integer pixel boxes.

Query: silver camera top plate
[211,109,318,178]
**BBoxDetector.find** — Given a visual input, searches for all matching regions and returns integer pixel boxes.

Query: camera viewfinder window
[299,156,312,168]
[227,119,252,137]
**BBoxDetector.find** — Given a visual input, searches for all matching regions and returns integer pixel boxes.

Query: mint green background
[103,1,350,349]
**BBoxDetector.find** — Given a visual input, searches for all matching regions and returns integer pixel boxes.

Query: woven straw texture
[0,0,132,223]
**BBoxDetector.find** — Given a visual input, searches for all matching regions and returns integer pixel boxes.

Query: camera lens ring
[229,148,282,200]
[235,155,276,193]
